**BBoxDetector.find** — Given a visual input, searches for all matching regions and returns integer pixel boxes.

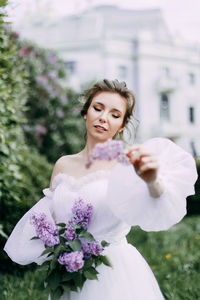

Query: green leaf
[78,230,95,241]
[100,255,112,267]
[71,223,82,230]
[94,257,102,268]
[45,272,61,290]
[37,261,49,272]
[61,282,71,291]
[83,267,99,280]
[68,239,82,251]
[62,272,75,282]
[73,272,83,288]
[50,258,58,271]
[83,258,93,269]
[30,236,40,240]
[50,287,63,300]
[40,248,54,257]
[101,240,110,247]
[59,228,66,234]
[56,223,66,227]
[54,244,66,257]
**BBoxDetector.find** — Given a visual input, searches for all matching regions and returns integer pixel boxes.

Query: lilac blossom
[64,221,77,241]
[34,124,47,134]
[58,251,84,272]
[30,212,59,248]
[82,241,102,256]
[60,96,68,104]
[86,139,130,168]
[47,52,57,65]
[36,75,47,85]
[56,109,64,118]
[72,198,93,229]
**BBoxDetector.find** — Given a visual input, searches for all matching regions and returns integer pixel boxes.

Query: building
[16,5,200,155]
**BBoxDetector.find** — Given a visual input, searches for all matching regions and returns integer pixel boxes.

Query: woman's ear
[84,115,86,120]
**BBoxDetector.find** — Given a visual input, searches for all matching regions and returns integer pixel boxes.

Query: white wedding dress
[4,138,198,300]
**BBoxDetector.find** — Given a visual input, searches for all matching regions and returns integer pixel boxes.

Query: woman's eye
[93,107,101,111]
[112,115,120,118]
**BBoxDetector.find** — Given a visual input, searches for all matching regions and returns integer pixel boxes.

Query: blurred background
[0,1,200,299]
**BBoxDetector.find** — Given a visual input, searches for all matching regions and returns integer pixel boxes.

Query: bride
[4,79,197,299]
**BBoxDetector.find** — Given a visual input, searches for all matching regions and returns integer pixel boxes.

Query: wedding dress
[4,138,198,300]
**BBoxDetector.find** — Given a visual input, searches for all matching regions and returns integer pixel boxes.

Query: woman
[4,79,197,299]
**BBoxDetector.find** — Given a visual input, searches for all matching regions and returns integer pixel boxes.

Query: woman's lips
[94,125,108,131]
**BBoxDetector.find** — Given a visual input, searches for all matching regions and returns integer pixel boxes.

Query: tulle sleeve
[107,137,198,232]
[3,188,55,265]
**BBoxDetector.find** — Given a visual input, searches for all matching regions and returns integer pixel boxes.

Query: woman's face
[85,91,127,142]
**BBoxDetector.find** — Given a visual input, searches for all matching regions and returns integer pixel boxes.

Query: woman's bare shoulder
[49,154,79,191]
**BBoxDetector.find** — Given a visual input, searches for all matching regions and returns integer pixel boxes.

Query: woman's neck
[80,136,107,160]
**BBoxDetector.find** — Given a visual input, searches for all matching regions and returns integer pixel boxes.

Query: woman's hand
[125,144,164,198]
[126,144,158,183]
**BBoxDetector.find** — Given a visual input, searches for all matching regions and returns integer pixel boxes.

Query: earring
[84,115,86,120]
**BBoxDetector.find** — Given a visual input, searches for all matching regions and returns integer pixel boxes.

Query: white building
[16,5,200,155]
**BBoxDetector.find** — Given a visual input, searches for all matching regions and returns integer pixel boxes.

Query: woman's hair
[80,79,139,144]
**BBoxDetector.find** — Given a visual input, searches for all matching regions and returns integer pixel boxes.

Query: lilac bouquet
[30,198,111,300]
[86,138,130,168]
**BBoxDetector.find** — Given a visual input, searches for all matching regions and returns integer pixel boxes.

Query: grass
[127,215,200,300]
[1,215,200,300]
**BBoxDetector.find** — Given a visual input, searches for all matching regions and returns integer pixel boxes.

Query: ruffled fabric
[107,137,198,231]
[52,170,111,191]
[3,189,55,265]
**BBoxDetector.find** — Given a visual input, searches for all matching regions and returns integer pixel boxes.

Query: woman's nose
[99,112,107,123]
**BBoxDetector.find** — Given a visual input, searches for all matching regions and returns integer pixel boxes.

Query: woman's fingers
[139,162,159,174]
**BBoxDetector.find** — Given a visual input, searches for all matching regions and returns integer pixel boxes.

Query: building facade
[16,5,200,155]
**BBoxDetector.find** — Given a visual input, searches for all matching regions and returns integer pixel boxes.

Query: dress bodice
[48,171,131,244]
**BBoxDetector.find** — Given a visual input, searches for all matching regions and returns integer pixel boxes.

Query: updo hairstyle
[80,79,139,144]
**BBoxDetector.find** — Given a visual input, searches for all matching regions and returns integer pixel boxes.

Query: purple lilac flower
[34,124,47,134]
[60,96,68,104]
[82,241,102,256]
[64,221,77,241]
[72,198,93,229]
[30,212,59,248]
[36,75,47,85]
[58,251,84,272]
[56,109,64,118]
[86,139,130,168]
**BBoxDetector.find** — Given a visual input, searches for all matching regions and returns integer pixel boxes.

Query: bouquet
[86,138,130,168]
[30,198,111,300]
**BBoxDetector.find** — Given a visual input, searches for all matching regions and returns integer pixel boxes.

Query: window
[118,65,127,79]
[188,73,195,85]
[64,61,76,75]
[160,93,170,121]
[189,106,195,124]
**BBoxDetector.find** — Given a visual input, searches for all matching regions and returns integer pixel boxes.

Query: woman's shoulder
[49,154,81,191]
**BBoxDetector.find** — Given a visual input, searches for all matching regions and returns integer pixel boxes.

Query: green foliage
[187,159,200,215]
[0,11,52,271]
[127,215,200,299]
[13,36,85,162]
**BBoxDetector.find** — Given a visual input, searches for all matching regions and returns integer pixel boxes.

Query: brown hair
[80,79,139,144]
